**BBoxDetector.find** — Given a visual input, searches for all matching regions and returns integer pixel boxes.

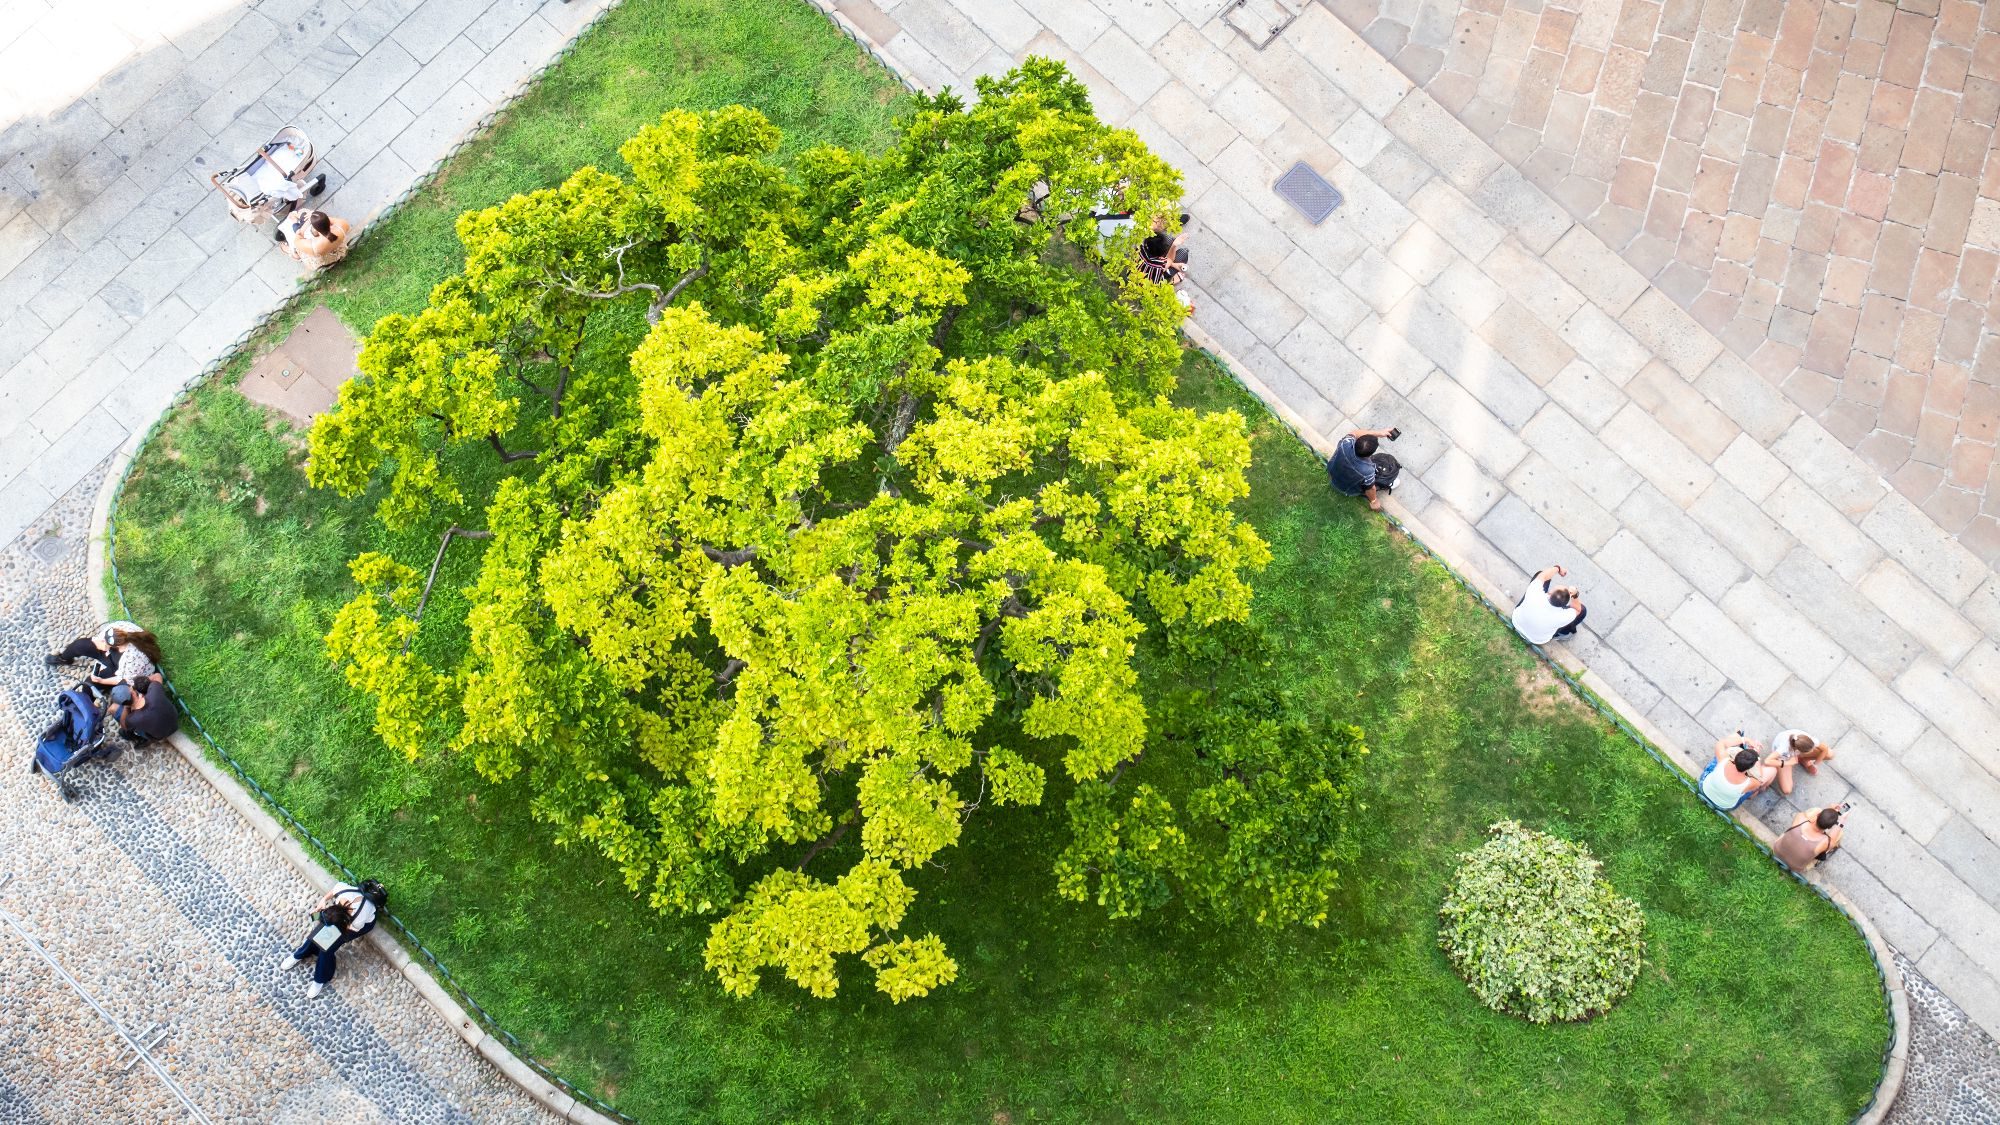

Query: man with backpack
[1326,426,1401,511]
[279,879,387,999]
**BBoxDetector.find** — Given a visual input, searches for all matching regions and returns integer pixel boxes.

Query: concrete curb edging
[84,439,618,1125]
[1182,319,1907,1123]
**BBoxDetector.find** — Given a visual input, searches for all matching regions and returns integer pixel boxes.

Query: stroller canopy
[35,689,102,774]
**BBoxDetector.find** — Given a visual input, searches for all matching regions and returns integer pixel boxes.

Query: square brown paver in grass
[237,305,358,425]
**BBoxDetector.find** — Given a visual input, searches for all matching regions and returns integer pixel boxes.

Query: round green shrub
[1438,820,1645,1023]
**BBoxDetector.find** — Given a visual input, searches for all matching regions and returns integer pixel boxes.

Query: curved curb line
[85,440,617,1125]
[1182,320,1907,1123]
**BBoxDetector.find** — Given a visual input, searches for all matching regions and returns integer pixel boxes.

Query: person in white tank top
[1698,733,1780,811]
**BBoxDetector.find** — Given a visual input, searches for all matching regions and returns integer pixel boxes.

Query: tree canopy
[309,60,1360,1001]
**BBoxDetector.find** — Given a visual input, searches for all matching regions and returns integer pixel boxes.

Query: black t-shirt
[121,681,178,740]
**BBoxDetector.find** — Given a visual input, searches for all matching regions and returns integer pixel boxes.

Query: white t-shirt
[1511,580,1579,644]
[331,887,377,931]
[1770,729,1813,760]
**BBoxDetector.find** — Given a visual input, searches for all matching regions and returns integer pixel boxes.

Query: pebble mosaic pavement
[0,469,564,1118]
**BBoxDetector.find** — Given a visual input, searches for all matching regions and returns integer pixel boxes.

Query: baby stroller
[210,125,327,237]
[29,688,122,802]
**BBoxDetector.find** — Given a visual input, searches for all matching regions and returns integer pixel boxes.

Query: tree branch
[929,303,962,351]
[701,544,760,567]
[714,658,746,687]
[972,615,1005,663]
[404,526,494,653]
[485,433,540,463]
[795,802,863,871]
[883,392,920,455]
[647,261,710,323]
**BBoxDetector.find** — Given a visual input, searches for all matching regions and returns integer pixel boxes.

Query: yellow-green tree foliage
[310,62,1356,1001]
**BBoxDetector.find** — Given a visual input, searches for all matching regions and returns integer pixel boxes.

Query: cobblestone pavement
[1318,0,2000,562]
[839,0,2000,1109]
[1898,952,2000,1121]
[0,0,612,548]
[0,462,560,1122]
[0,0,614,1117]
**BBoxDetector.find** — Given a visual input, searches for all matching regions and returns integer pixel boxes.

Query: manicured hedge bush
[1439,821,1645,1023]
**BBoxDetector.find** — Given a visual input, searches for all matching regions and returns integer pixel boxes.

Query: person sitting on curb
[1774,804,1846,872]
[280,880,387,1000]
[47,621,162,694]
[278,208,351,270]
[107,675,178,744]
[1326,426,1401,511]
[1510,564,1585,643]
[1698,733,1784,811]
[1137,214,1194,309]
[1769,729,1834,794]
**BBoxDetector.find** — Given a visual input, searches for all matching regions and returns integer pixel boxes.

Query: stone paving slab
[849,0,2000,1097]
[1325,0,2000,563]
[0,0,611,550]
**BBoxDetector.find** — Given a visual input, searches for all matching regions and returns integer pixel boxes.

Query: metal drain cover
[1273,162,1343,224]
[30,536,68,564]
[1222,0,1303,49]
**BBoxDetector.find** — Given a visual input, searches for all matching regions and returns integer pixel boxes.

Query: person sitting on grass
[1510,563,1585,643]
[1769,729,1834,795]
[1774,805,1845,872]
[1698,733,1783,811]
[1326,426,1400,511]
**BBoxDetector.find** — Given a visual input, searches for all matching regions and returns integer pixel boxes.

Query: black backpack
[1370,452,1401,493]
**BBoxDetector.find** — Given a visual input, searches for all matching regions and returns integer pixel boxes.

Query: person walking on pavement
[280,879,386,999]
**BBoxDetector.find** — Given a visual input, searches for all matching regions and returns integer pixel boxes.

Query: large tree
[309,61,1358,1001]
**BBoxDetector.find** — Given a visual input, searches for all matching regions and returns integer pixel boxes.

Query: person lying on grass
[1698,733,1786,811]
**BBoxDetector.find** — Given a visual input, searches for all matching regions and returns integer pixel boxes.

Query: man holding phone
[1326,426,1401,511]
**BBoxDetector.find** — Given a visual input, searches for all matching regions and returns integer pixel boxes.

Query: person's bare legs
[1775,759,1796,795]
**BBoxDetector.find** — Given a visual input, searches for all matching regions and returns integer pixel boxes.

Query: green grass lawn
[109,1,1888,1119]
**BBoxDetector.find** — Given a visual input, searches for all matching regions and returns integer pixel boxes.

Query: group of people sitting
[44,620,378,998]
[44,620,179,743]
[1701,731,1846,870]
[1328,435,1854,876]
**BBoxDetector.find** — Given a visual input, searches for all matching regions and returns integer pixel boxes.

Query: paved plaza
[0,0,609,547]
[841,0,2000,1107]
[1330,0,2000,561]
[1,0,1997,1115]
[0,0,607,1118]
